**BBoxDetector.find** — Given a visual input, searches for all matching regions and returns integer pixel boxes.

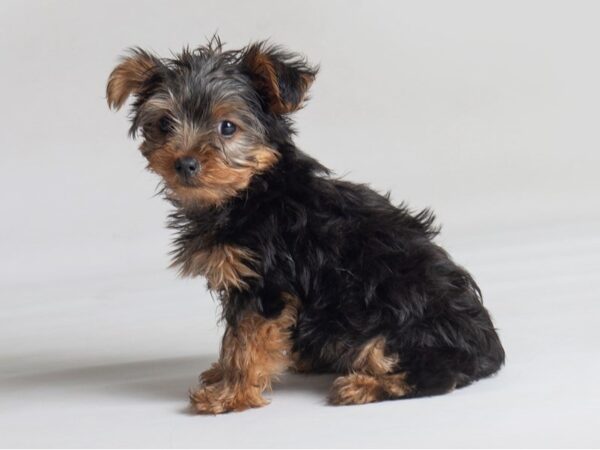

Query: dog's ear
[106,48,161,110]
[242,42,318,115]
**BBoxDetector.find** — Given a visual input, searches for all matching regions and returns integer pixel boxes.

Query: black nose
[174,157,199,178]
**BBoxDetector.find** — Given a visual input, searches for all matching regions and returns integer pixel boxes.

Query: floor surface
[2,221,599,448]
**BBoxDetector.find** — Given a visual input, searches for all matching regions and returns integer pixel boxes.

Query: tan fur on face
[191,294,300,414]
[192,146,278,204]
[106,51,158,110]
[173,244,259,292]
[137,92,277,207]
[353,336,399,375]
[147,144,278,207]
[329,373,412,405]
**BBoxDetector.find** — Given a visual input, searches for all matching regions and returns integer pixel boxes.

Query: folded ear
[242,42,318,115]
[106,48,160,110]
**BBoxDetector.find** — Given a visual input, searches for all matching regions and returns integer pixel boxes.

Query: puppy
[107,37,505,414]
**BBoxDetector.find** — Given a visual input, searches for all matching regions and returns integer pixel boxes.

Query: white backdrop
[1,1,599,447]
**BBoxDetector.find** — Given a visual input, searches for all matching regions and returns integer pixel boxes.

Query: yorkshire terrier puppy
[107,37,504,414]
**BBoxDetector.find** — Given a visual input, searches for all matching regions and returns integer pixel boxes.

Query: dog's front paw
[190,382,269,414]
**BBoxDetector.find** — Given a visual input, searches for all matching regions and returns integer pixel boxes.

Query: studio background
[1,0,599,447]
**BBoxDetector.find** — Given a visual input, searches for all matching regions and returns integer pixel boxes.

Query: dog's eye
[218,120,237,137]
[158,116,173,134]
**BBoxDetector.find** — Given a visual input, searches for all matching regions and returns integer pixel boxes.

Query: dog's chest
[174,243,260,292]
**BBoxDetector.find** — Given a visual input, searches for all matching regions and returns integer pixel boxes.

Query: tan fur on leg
[191,295,300,414]
[329,335,409,405]
[329,372,412,405]
[352,336,399,375]
[200,362,224,386]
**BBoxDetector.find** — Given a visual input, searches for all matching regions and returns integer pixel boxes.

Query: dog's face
[107,39,317,208]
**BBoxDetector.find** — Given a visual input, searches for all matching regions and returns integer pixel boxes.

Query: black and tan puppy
[107,37,504,414]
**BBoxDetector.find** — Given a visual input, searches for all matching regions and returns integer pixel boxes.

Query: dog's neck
[166,145,329,276]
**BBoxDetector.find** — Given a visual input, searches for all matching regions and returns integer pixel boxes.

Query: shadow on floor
[1,355,335,405]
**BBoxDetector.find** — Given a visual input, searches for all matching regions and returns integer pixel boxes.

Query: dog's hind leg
[329,372,413,405]
[399,345,504,398]
[328,336,413,405]
[328,347,463,405]
[328,340,482,405]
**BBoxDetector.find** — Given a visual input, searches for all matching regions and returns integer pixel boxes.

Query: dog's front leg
[190,296,298,414]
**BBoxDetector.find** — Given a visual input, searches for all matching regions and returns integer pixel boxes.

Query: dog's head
[107,37,317,208]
